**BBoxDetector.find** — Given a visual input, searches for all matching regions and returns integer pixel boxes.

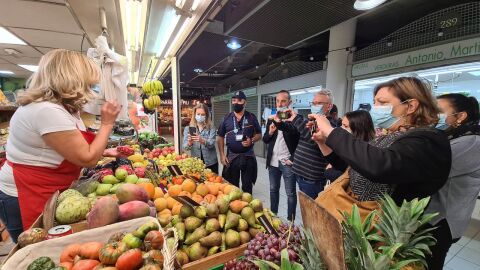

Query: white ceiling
[0,0,124,78]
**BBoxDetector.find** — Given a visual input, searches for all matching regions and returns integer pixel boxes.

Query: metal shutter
[245,95,258,116]
[212,100,230,129]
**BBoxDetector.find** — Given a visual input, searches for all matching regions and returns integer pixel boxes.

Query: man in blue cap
[217,91,262,193]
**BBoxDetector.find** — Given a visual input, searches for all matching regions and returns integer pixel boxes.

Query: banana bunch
[143,95,161,110]
[142,80,164,96]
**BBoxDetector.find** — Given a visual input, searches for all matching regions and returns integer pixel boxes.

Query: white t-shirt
[0,102,86,196]
[270,131,291,167]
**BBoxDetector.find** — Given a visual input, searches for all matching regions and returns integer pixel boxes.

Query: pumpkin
[72,259,100,270]
[144,231,164,250]
[115,249,143,270]
[60,244,82,263]
[99,242,129,265]
[79,242,103,260]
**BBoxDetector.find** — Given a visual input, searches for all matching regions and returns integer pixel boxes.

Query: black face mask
[233,103,244,113]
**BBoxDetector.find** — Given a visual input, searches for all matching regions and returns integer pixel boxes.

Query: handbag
[315,169,380,223]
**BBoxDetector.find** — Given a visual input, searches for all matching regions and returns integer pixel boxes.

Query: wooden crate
[182,243,248,270]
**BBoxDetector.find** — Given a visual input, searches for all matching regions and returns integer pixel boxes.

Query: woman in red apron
[0,49,121,242]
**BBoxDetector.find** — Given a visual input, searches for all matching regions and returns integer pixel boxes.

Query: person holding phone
[182,103,218,173]
[217,91,262,193]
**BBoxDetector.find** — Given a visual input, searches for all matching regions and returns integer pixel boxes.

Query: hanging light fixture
[354,0,387,10]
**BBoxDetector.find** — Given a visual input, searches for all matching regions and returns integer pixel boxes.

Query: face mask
[195,114,206,123]
[370,100,410,129]
[90,84,101,94]
[311,105,324,115]
[233,103,244,113]
[435,114,449,130]
[277,106,288,111]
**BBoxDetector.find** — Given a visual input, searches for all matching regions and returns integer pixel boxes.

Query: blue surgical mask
[310,105,324,115]
[195,114,206,123]
[90,84,101,94]
[370,100,410,129]
[436,114,449,130]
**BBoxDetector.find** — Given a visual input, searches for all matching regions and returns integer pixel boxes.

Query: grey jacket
[182,125,218,167]
[428,135,480,239]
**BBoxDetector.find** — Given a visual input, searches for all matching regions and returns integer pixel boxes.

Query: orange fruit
[196,184,209,197]
[138,183,155,199]
[172,176,183,185]
[179,191,192,198]
[168,185,182,197]
[192,194,203,204]
[204,194,216,203]
[207,184,220,196]
[182,179,196,193]
[154,198,168,212]
[223,184,235,195]
[172,203,183,216]
[215,176,223,183]
[154,187,165,199]
[166,197,178,210]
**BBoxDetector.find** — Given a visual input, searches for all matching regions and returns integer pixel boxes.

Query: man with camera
[285,90,335,199]
[263,90,301,221]
[217,91,262,193]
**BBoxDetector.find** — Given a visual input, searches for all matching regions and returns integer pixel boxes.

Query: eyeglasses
[310,101,329,106]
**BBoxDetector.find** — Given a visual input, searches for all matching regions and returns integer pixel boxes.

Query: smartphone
[188,126,197,136]
[309,116,317,136]
[276,110,292,120]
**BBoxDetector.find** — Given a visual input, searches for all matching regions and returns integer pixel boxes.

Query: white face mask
[195,114,206,123]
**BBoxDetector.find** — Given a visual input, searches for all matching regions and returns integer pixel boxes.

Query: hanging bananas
[143,95,161,110]
[142,80,164,111]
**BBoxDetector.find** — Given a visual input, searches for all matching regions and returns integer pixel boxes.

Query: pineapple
[298,228,326,270]
[341,195,437,270]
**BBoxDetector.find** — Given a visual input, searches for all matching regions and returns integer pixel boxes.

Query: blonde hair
[374,77,439,127]
[16,49,100,113]
[189,103,212,129]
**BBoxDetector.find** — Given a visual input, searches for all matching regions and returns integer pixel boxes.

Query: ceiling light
[468,71,480,76]
[309,56,314,61]
[233,68,237,72]
[227,40,241,50]
[354,0,387,10]
[18,65,38,72]
[0,70,14,75]
[290,90,307,96]
[194,68,203,73]
[0,27,26,45]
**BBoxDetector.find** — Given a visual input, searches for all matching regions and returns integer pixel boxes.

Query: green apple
[115,168,128,181]
[96,183,112,196]
[102,175,119,184]
[125,175,139,184]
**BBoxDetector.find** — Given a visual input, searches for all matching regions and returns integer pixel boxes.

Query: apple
[135,168,146,178]
[102,175,119,184]
[125,174,139,184]
[115,168,128,181]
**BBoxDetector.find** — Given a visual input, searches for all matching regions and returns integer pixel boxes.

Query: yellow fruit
[223,184,235,195]
[196,184,209,197]
[128,154,144,163]
[133,162,145,168]
[182,179,196,193]
[166,197,178,209]
[154,187,164,199]
[172,203,183,216]
[154,198,167,212]
[169,185,182,197]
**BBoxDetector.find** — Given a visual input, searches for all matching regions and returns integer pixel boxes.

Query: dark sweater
[262,117,301,169]
[326,127,451,204]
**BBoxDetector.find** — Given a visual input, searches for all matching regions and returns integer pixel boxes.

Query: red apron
[9,130,95,230]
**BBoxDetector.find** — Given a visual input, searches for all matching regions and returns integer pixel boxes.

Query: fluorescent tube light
[0,70,14,75]
[18,65,39,72]
[0,27,26,45]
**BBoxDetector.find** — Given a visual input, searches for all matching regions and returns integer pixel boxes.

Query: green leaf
[281,249,292,270]
[253,260,280,270]
[291,262,304,270]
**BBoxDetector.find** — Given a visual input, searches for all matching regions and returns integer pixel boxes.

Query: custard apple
[57,189,83,205]
[55,196,91,224]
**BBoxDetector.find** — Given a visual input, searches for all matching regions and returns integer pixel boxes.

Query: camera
[276,110,292,120]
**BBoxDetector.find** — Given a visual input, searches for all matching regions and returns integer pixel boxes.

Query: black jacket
[262,116,301,169]
[326,127,452,204]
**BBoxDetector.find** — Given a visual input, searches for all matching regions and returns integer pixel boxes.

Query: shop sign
[212,87,257,102]
[352,37,480,77]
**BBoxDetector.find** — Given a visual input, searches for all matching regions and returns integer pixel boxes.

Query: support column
[171,57,182,154]
[326,19,357,116]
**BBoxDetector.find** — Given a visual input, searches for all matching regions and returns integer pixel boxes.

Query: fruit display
[141,80,163,113]
[25,221,167,270]
[138,132,168,150]
[143,95,161,111]
[17,228,48,248]
[158,106,192,127]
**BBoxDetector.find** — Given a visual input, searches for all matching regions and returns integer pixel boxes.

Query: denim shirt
[182,125,218,166]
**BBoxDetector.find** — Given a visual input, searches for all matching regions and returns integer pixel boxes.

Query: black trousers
[206,163,219,174]
[426,219,452,270]
[222,155,257,194]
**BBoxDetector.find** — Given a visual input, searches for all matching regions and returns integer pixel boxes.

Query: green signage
[352,37,480,77]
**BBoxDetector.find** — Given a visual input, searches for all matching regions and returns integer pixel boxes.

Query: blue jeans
[296,175,325,200]
[0,190,23,243]
[268,163,297,221]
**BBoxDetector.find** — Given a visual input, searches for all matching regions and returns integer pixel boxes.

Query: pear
[237,218,248,231]
[171,215,183,226]
[166,237,176,251]
[228,188,242,201]
[185,216,203,232]
[220,233,226,252]
[207,246,220,256]
[218,214,226,229]
[216,198,229,214]
[199,231,222,247]
[205,218,221,234]
[176,250,189,266]
[175,222,186,241]
[225,229,241,248]
[239,231,251,244]
[249,227,264,238]
[224,212,240,230]
[185,227,207,245]
[180,205,194,219]
[194,205,207,219]
[249,199,263,212]
[187,242,208,262]
[241,206,256,227]
[206,203,219,218]
[241,192,253,203]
